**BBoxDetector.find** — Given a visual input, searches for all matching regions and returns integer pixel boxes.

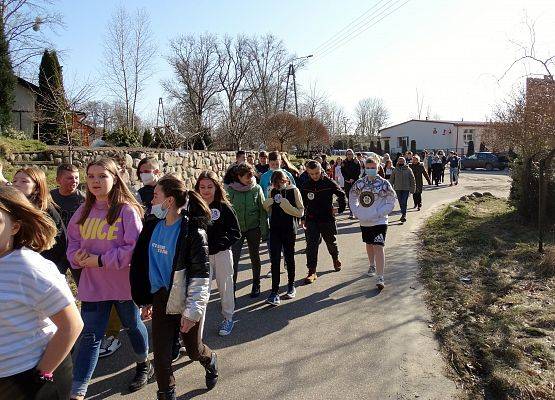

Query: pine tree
[142,128,153,147]
[384,140,390,154]
[467,140,475,156]
[376,139,383,154]
[37,50,66,143]
[0,19,16,133]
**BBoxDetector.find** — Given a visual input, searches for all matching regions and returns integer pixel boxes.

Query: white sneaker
[367,265,376,277]
[376,276,385,290]
[266,270,272,277]
[99,336,121,358]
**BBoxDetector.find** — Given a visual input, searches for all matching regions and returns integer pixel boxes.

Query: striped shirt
[0,247,74,377]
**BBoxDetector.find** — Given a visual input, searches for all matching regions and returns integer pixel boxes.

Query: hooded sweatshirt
[348,175,397,226]
[66,201,142,302]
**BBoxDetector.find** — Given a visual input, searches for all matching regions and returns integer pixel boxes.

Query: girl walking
[227,163,268,297]
[66,158,151,400]
[195,171,241,336]
[0,187,83,400]
[348,155,396,289]
[130,175,218,400]
[12,167,67,273]
[263,170,304,305]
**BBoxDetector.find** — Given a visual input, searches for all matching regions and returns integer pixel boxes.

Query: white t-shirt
[0,248,74,377]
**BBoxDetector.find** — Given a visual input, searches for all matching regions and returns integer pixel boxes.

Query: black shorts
[361,224,387,246]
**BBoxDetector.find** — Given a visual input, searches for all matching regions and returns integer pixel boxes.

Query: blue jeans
[450,167,459,184]
[396,190,410,216]
[71,300,149,397]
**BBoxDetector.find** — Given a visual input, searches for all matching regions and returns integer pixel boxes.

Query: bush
[1,127,29,140]
[104,127,141,147]
[0,137,47,157]
[509,156,555,223]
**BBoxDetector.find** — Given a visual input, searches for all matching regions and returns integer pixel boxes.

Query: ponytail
[157,175,210,225]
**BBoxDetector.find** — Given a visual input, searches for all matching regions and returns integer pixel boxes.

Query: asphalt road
[85,170,511,400]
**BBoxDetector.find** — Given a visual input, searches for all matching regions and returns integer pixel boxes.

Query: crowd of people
[0,147,461,400]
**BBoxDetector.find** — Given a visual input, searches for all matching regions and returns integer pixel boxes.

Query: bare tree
[354,97,389,136]
[299,82,327,119]
[499,14,554,82]
[0,0,63,74]
[164,33,222,149]
[217,35,258,149]
[415,88,424,119]
[103,6,155,133]
[246,34,294,118]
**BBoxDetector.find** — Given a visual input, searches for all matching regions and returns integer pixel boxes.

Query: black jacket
[207,201,241,255]
[341,159,361,182]
[41,204,67,271]
[300,175,346,222]
[130,213,210,308]
[138,185,155,215]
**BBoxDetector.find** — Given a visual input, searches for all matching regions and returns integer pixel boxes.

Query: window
[463,133,473,142]
[398,136,408,148]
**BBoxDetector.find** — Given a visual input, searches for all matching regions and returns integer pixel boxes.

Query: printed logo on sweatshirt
[152,242,169,255]
[307,192,315,200]
[79,217,121,240]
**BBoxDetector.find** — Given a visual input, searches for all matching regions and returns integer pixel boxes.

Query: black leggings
[0,354,73,400]
[269,229,296,292]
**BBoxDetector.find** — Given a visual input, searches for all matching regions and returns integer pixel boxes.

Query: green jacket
[227,184,268,238]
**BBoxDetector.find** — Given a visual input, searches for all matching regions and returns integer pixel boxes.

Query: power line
[314,0,412,61]
[312,0,389,54]
[316,0,408,59]
[313,0,398,57]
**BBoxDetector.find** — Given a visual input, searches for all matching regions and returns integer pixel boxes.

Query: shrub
[0,137,47,157]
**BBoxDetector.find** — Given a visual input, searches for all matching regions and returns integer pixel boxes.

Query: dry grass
[419,196,555,400]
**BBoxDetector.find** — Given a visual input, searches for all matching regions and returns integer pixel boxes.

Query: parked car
[461,152,509,171]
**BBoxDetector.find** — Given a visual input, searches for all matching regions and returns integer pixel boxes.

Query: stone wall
[5,147,237,189]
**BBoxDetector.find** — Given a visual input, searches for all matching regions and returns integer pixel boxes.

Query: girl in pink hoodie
[66,158,150,400]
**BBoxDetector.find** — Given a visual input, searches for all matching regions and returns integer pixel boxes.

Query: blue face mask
[365,168,377,177]
[151,200,169,219]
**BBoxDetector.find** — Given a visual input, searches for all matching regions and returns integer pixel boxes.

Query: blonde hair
[15,167,53,211]
[0,186,57,252]
[365,152,382,166]
[78,158,144,226]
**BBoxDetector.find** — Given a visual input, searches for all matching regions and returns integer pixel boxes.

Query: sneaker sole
[218,330,232,336]
[265,299,280,306]
[98,344,122,358]
[376,283,385,290]
[284,293,296,299]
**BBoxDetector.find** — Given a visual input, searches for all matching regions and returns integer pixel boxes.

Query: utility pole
[282,54,313,116]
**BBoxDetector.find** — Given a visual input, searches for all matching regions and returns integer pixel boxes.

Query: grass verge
[418,195,555,400]
[0,137,47,156]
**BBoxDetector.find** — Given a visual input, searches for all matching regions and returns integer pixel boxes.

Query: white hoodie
[348,175,397,226]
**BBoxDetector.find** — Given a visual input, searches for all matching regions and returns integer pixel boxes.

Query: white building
[378,119,486,155]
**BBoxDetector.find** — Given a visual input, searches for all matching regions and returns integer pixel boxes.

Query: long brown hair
[15,167,53,211]
[194,170,230,204]
[0,186,57,252]
[77,158,143,225]
[157,175,210,222]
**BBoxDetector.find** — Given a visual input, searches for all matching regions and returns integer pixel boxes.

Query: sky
[39,0,555,127]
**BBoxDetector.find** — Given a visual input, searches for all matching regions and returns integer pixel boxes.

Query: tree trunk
[538,149,555,253]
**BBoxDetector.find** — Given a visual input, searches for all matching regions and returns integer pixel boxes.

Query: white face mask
[140,172,156,185]
[151,199,169,219]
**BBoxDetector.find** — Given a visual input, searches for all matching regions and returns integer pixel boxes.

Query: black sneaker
[250,284,260,298]
[128,360,154,393]
[205,352,218,390]
[400,215,406,223]
[157,388,176,400]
